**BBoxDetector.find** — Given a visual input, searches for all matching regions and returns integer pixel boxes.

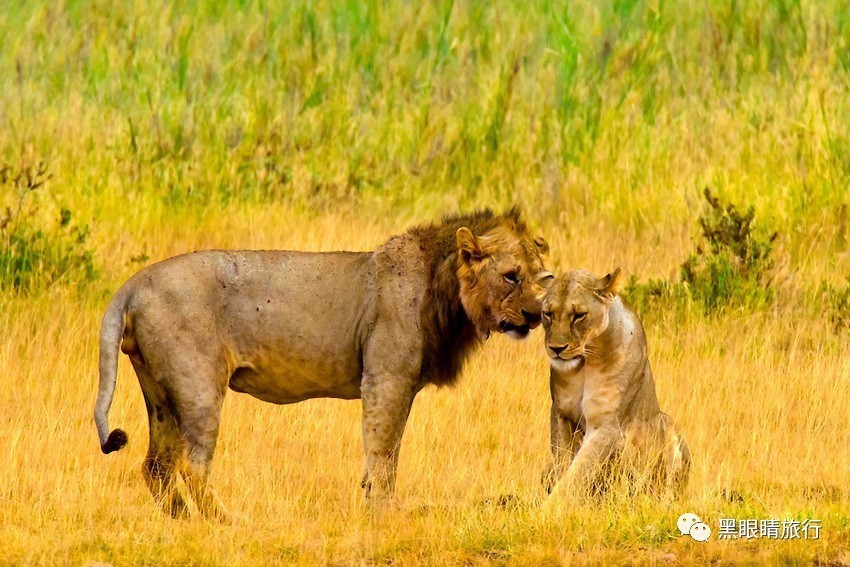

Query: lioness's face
[456,223,550,339]
[541,269,624,370]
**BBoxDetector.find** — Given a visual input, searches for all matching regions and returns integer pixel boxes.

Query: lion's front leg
[359,246,426,503]
[360,372,417,502]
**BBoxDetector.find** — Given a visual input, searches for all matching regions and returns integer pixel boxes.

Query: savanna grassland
[1,1,850,565]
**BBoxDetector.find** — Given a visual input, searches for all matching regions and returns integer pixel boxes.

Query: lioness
[95,208,550,518]
[540,268,689,500]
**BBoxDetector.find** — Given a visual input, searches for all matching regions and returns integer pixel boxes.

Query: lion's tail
[94,288,131,454]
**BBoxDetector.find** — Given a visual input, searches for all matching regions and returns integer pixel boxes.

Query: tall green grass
[1,1,848,222]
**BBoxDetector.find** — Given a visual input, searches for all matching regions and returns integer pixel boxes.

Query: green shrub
[0,162,97,293]
[820,278,850,332]
[622,275,687,317]
[625,188,777,315]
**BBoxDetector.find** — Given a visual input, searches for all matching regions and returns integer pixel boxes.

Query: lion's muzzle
[499,320,532,338]
[498,307,543,339]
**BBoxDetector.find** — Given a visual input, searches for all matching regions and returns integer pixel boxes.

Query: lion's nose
[521,309,540,323]
[549,344,567,355]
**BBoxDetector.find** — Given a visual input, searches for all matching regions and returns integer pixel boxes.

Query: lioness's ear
[536,271,555,288]
[456,227,486,264]
[533,236,549,256]
[597,268,624,299]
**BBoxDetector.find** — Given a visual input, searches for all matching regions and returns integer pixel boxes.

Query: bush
[623,275,686,317]
[820,278,850,332]
[625,188,777,315]
[0,162,97,293]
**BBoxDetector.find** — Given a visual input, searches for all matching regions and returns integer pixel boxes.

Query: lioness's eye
[542,310,553,320]
[504,271,519,284]
[574,312,586,322]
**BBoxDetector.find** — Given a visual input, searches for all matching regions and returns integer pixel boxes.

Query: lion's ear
[597,268,624,300]
[533,235,549,256]
[456,227,486,264]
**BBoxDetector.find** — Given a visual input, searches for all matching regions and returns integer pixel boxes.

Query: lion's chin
[505,327,531,340]
[498,321,531,340]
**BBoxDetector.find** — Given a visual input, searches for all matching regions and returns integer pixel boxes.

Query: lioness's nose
[549,345,567,355]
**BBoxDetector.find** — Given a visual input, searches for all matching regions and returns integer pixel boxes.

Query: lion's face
[541,269,624,371]
[455,222,551,339]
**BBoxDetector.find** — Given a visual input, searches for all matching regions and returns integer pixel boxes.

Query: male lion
[95,208,550,518]
[540,269,690,501]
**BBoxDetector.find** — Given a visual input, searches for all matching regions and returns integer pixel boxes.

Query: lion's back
[119,249,376,348]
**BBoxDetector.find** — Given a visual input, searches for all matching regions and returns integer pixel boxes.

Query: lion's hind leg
[135,351,231,521]
[134,361,189,518]
[168,362,231,522]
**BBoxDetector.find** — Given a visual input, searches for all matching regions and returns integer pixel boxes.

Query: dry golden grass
[1,205,848,565]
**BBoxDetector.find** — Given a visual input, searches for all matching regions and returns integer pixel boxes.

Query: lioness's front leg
[542,406,583,493]
[549,425,621,499]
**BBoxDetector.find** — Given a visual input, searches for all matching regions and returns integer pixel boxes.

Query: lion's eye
[573,312,586,322]
[542,310,553,320]
[504,272,519,285]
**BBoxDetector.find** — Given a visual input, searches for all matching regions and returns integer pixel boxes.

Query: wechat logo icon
[678,513,711,542]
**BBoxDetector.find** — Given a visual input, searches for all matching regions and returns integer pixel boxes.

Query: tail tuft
[101,429,128,454]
